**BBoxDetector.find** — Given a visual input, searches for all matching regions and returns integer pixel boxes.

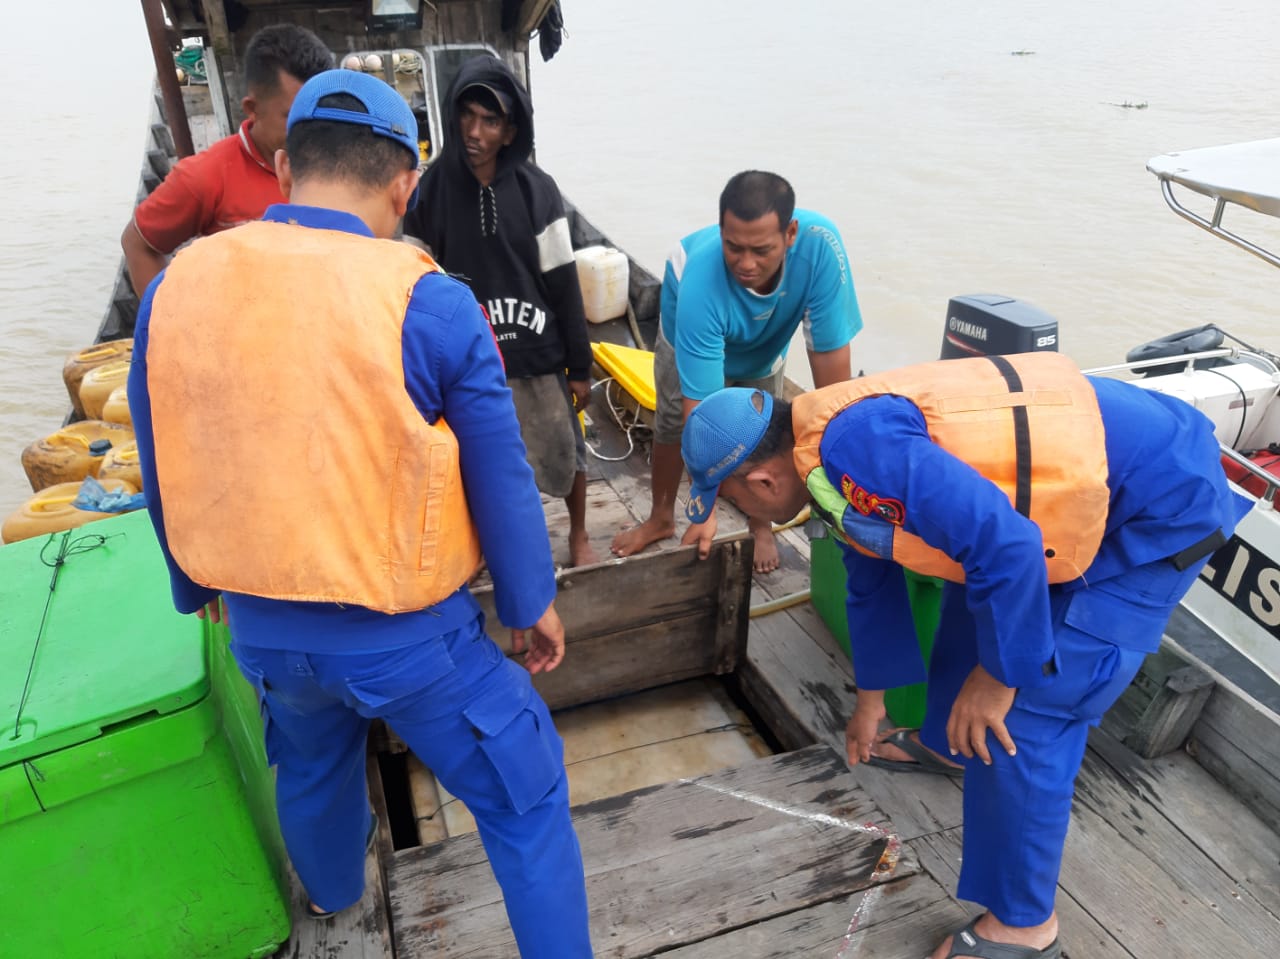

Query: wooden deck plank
[1189,687,1280,828]
[743,593,1280,955]
[1086,728,1280,924]
[271,753,394,959]
[477,540,732,647]
[1055,773,1273,959]
[659,871,968,958]
[911,827,1133,959]
[542,477,631,569]
[739,601,966,841]
[469,540,751,710]
[415,679,773,838]
[386,745,913,957]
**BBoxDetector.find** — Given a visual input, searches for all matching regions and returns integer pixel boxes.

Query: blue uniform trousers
[917,557,1205,926]
[231,616,593,958]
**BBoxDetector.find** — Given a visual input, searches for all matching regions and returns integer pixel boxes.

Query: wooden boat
[15,2,1280,956]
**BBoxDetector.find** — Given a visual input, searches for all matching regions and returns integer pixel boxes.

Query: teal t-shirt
[660,209,862,399]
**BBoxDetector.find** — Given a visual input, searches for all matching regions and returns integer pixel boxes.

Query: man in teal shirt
[611,170,862,571]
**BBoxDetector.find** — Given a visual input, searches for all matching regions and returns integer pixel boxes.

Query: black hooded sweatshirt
[404,56,591,382]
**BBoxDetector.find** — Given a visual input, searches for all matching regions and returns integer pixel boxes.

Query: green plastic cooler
[0,510,289,958]
[809,532,943,728]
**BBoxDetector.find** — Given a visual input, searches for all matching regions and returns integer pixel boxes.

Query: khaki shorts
[652,326,786,445]
[509,372,586,498]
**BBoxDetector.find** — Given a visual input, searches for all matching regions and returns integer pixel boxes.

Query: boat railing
[1220,446,1280,510]
[1158,179,1280,270]
[1082,346,1271,377]
[1148,139,1280,271]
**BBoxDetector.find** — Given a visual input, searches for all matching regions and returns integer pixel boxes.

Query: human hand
[194,596,226,625]
[845,690,886,766]
[511,602,566,674]
[946,664,1018,764]
[568,379,592,412]
[679,507,717,560]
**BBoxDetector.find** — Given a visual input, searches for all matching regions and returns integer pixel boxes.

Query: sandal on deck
[943,917,1062,958]
[865,728,965,778]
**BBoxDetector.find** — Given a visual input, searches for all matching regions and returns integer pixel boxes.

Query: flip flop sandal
[865,728,965,778]
[943,917,1062,958]
[306,812,380,920]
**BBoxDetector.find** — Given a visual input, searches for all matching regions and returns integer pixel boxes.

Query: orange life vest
[147,220,482,613]
[792,352,1110,583]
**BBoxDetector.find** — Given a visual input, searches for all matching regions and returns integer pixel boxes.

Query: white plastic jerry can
[574,245,630,323]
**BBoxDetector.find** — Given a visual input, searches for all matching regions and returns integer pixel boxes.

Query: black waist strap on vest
[1170,527,1227,571]
[985,355,1032,517]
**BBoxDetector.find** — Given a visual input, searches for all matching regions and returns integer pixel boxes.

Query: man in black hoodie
[404,55,597,567]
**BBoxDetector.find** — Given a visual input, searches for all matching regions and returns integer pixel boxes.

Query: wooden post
[713,538,754,674]
[515,0,556,35]
[1126,663,1216,758]
[200,0,240,136]
[139,0,196,158]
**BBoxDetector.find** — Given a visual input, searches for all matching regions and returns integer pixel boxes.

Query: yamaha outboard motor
[940,294,1059,359]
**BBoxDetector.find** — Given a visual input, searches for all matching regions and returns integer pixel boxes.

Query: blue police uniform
[825,375,1250,925]
[130,204,593,957]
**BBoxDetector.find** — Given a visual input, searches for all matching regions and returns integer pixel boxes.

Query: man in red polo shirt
[121,24,333,297]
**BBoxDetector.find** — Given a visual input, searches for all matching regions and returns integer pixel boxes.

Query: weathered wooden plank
[910,827,1132,959]
[540,477,631,569]
[424,679,773,838]
[150,121,176,158]
[272,753,394,959]
[1088,727,1280,920]
[387,745,912,958]
[1125,661,1215,757]
[1189,687,1280,829]
[1102,644,1217,758]
[198,0,240,128]
[475,540,733,646]
[520,610,717,710]
[1056,768,1273,958]
[514,0,555,34]
[738,599,966,842]
[713,539,752,673]
[660,871,967,959]
[743,522,812,599]
[405,753,449,846]
[738,604,854,753]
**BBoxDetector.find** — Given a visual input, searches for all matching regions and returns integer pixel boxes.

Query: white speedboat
[1089,140,1280,700]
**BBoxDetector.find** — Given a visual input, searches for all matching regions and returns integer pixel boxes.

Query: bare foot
[568,529,599,567]
[872,728,963,771]
[611,517,675,557]
[930,913,1059,959]
[752,526,780,573]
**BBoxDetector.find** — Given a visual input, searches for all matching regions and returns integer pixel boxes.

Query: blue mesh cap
[682,388,774,523]
[286,69,421,208]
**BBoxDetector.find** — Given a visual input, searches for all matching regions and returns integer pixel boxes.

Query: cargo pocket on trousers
[462,680,563,815]
[232,657,284,768]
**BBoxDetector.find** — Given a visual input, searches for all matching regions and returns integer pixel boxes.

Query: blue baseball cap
[287,69,421,210]
[682,388,774,523]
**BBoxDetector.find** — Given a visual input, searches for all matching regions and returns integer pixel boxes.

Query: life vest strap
[986,354,1032,518]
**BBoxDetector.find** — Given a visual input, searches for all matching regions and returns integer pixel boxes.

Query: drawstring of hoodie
[479,184,498,236]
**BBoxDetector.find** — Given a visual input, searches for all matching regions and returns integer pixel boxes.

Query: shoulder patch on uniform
[841,474,904,526]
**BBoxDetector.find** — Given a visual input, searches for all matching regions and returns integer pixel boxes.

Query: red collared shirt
[132,120,283,254]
